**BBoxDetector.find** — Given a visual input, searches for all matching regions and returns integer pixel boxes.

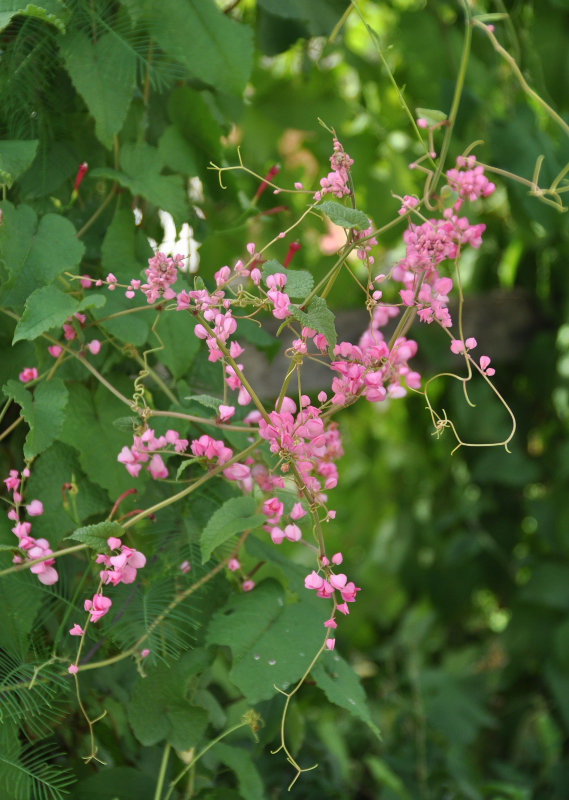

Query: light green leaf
[61,31,136,149]
[318,201,369,230]
[415,106,448,125]
[212,743,264,800]
[0,140,38,187]
[149,0,253,97]
[0,202,85,311]
[262,260,314,300]
[0,0,69,33]
[206,579,327,702]
[200,496,265,564]
[13,285,105,343]
[68,521,124,550]
[312,652,380,738]
[3,378,69,459]
[289,296,337,354]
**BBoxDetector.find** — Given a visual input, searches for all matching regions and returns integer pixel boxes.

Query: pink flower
[180,560,191,574]
[19,367,37,383]
[26,500,44,517]
[290,502,306,520]
[242,580,255,592]
[68,664,79,674]
[304,570,324,590]
[69,624,84,636]
[218,404,235,422]
[4,470,20,492]
[284,523,301,542]
[87,339,101,355]
[325,638,336,650]
[331,552,343,565]
[228,558,240,572]
[84,593,112,623]
[324,618,337,629]
[140,649,150,658]
[48,345,63,358]
[107,537,122,550]
[148,454,168,480]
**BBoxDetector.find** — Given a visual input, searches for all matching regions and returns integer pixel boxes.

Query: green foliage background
[1,0,569,798]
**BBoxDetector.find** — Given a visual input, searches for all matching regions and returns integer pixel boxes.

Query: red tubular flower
[73,162,89,191]
[254,164,280,200]
[283,241,301,268]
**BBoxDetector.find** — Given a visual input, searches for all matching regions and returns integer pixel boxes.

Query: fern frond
[0,650,70,739]
[0,724,75,800]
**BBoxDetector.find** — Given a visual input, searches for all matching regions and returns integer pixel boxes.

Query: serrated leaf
[149,0,253,97]
[262,260,314,300]
[318,201,369,229]
[206,579,327,702]
[185,394,222,412]
[0,140,38,187]
[69,521,124,550]
[61,31,136,149]
[289,295,336,354]
[3,378,69,460]
[0,202,85,311]
[416,107,448,125]
[0,0,69,33]
[312,652,380,738]
[201,496,265,563]
[13,285,105,343]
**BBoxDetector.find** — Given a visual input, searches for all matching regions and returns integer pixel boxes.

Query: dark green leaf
[201,496,265,563]
[13,285,105,343]
[3,378,69,459]
[312,652,380,738]
[149,0,253,97]
[61,31,136,149]
[0,0,69,33]
[212,743,264,800]
[68,521,124,550]
[0,140,38,187]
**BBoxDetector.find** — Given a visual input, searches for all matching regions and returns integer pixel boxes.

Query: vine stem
[154,742,171,800]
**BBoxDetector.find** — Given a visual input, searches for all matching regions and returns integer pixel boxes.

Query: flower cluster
[304,551,361,649]
[117,428,189,479]
[96,536,146,586]
[3,469,57,585]
[313,137,354,202]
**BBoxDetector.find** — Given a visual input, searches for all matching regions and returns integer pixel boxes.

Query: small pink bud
[68,664,79,674]
[48,345,63,358]
[87,339,101,355]
[325,638,336,650]
[331,552,343,565]
[140,649,150,658]
[69,624,84,636]
[324,618,337,629]
[107,537,122,551]
[228,558,240,572]
[242,579,255,592]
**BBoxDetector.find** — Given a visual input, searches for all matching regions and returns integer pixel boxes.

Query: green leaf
[91,142,187,224]
[289,295,337,354]
[61,31,136,149]
[318,201,369,230]
[212,743,264,800]
[262,260,314,300]
[59,382,139,497]
[0,140,38,187]
[128,649,211,749]
[68,521,124,550]
[312,652,380,738]
[156,310,201,380]
[13,285,105,343]
[3,378,69,459]
[206,579,327,702]
[200,496,265,564]
[0,202,85,311]
[0,0,69,33]
[415,106,448,125]
[257,0,349,36]
[0,575,43,658]
[148,0,253,97]
[158,125,199,176]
